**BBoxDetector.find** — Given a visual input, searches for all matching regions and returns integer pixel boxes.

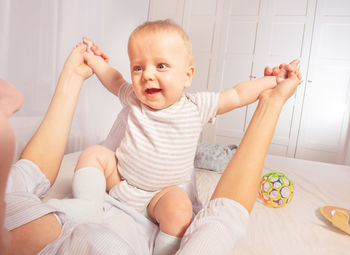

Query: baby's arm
[217,59,300,115]
[83,37,126,96]
[216,76,277,115]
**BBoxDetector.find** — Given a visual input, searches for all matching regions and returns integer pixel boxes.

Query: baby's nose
[142,68,155,81]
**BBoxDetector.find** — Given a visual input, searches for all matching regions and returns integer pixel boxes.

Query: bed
[47,152,350,255]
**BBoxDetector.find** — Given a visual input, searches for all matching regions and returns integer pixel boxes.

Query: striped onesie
[109,82,219,212]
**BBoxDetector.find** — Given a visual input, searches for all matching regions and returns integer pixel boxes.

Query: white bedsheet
[47,153,350,255]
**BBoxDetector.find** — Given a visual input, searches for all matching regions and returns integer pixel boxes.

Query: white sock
[153,231,182,255]
[46,167,106,223]
[72,167,106,203]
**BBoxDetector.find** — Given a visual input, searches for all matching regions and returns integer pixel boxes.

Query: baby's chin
[143,102,167,111]
[137,93,182,111]
[141,100,172,111]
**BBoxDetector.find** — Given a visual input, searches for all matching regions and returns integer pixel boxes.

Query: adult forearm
[211,96,284,212]
[20,70,84,184]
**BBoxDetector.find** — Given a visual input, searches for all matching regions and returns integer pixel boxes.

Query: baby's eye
[133,66,142,71]
[157,63,167,69]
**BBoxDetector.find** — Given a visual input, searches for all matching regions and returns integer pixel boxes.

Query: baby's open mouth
[145,88,162,95]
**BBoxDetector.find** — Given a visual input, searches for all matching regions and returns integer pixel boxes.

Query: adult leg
[5,159,63,255]
[7,214,61,255]
[177,68,301,255]
[148,186,193,255]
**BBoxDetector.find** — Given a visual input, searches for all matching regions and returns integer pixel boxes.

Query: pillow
[194,143,237,173]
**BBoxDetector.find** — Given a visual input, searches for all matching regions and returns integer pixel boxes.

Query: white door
[182,0,221,93]
[247,0,316,157]
[212,0,315,157]
[211,0,264,146]
[295,0,350,164]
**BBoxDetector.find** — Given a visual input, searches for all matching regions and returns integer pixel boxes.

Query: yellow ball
[259,172,294,208]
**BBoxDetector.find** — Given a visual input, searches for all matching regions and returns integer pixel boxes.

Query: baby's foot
[46,198,104,224]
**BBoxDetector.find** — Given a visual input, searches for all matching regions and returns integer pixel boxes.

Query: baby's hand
[265,59,301,84]
[82,37,109,63]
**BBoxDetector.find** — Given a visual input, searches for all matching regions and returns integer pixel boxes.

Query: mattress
[47,152,350,255]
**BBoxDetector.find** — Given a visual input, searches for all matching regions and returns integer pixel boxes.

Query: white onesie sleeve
[118,82,136,107]
[186,91,220,125]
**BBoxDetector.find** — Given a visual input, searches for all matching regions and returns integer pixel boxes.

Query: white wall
[0,0,149,156]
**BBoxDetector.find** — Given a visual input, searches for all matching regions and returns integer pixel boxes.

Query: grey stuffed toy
[194,143,237,173]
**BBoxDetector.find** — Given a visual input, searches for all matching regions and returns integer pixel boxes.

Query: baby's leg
[47,145,121,223]
[74,144,121,191]
[148,186,193,255]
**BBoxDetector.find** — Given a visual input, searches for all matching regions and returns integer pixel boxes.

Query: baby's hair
[128,19,193,65]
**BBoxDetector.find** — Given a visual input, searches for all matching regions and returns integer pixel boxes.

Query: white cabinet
[209,0,315,160]
[148,0,350,165]
[295,0,350,164]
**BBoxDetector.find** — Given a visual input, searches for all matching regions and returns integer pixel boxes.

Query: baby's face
[128,31,194,110]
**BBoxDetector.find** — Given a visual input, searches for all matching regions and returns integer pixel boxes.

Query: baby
[48,19,298,254]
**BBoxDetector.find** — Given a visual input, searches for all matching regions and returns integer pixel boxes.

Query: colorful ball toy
[259,172,294,208]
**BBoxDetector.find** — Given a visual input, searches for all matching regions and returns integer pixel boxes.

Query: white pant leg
[5,159,59,230]
[39,220,141,255]
[5,159,156,255]
[177,198,249,255]
[103,194,158,253]
[6,159,51,197]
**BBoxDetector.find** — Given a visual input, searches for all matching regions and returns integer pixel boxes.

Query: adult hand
[61,43,93,81]
[264,59,301,83]
[260,69,302,104]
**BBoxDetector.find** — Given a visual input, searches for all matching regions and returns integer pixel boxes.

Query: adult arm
[5,44,93,255]
[20,43,93,186]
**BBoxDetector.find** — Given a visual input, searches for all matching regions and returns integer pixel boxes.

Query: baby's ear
[185,66,195,88]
